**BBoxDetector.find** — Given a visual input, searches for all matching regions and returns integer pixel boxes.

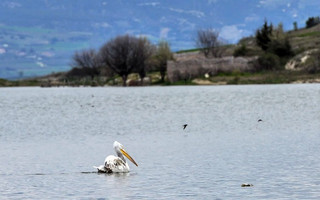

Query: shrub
[304,54,320,74]
[254,53,281,71]
[267,37,293,58]
[233,44,248,57]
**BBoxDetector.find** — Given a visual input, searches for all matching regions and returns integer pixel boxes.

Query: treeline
[68,35,173,86]
[68,16,320,86]
[306,16,320,28]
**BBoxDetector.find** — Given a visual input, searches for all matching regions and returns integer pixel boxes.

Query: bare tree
[132,37,155,85]
[70,49,100,80]
[99,35,137,86]
[99,34,156,86]
[153,40,173,82]
[196,28,222,58]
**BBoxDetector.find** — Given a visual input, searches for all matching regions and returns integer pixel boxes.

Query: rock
[285,49,319,71]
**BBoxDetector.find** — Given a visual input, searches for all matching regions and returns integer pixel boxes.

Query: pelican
[94,141,138,173]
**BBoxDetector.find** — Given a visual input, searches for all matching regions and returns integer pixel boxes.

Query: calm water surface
[0,85,320,199]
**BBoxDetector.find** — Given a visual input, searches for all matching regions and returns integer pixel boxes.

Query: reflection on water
[0,85,320,199]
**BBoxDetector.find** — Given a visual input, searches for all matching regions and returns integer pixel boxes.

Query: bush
[304,54,320,74]
[254,53,281,71]
[233,44,248,57]
[267,37,293,58]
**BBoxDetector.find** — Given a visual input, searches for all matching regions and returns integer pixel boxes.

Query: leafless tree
[99,35,135,86]
[196,28,222,58]
[131,37,155,85]
[99,34,153,86]
[70,49,101,80]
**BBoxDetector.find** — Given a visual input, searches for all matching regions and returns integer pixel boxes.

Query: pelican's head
[113,141,138,167]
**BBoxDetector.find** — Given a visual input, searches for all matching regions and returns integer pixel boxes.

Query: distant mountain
[1,0,319,79]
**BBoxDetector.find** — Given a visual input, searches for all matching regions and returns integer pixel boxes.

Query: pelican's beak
[120,148,138,167]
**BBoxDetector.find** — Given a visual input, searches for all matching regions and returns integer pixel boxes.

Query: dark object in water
[241,183,253,187]
[95,167,112,173]
[183,124,188,130]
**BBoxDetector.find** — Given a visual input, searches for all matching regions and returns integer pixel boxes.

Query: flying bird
[183,124,188,130]
[94,141,138,173]
[258,119,263,122]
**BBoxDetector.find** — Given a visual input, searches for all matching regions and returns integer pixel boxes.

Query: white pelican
[94,141,138,173]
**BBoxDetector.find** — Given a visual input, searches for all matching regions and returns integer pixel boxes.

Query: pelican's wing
[105,155,130,173]
[93,165,107,173]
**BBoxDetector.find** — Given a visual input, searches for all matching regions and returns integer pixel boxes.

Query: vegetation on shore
[0,78,40,87]
[1,69,319,87]
[2,16,320,87]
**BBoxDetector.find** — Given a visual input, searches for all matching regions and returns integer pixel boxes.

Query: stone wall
[167,56,257,82]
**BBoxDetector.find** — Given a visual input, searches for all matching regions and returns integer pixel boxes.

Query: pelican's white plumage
[94,141,138,173]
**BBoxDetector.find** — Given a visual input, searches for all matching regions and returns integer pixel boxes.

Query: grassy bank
[0,78,40,87]
[202,71,320,85]
[1,70,319,87]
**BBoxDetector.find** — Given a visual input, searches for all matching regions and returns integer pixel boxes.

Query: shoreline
[1,79,320,88]
[1,71,320,87]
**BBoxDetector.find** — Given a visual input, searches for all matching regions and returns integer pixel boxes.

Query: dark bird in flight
[258,119,263,122]
[183,124,188,130]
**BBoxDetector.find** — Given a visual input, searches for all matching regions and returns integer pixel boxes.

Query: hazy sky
[1,0,320,48]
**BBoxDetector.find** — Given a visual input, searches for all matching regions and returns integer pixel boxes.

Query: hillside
[237,24,320,53]
[174,24,320,60]
[174,24,320,66]
[288,24,320,51]
[168,24,320,85]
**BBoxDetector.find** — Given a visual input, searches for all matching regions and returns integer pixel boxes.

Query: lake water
[0,84,320,199]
